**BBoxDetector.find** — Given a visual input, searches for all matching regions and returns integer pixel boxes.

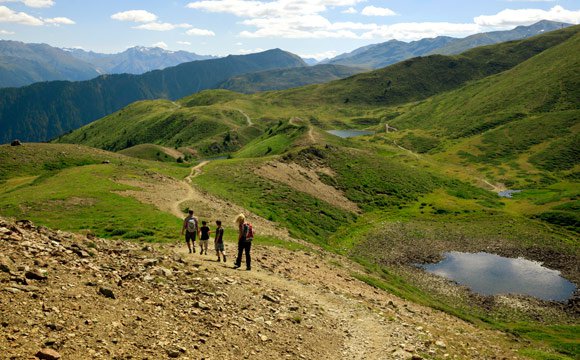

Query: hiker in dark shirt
[233,213,254,271]
[199,221,210,255]
[214,220,226,262]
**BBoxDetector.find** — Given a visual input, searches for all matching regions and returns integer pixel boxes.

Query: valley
[0,21,578,360]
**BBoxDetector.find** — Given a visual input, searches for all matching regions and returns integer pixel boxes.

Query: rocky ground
[0,217,531,360]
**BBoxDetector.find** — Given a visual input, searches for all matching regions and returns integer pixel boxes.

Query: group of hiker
[180,210,254,270]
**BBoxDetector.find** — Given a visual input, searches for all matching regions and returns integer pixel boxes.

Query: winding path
[170,161,209,218]
[236,109,253,126]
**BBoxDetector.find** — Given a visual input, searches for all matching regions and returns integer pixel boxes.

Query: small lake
[419,252,576,301]
[327,130,375,138]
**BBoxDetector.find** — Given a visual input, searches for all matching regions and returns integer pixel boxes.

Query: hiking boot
[217,257,221,262]
[223,255,227,262]
[246,267,251,271]
[233,264,240,269]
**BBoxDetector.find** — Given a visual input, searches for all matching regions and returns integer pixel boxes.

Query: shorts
[215,241,224,252]
[200,239,209,250]
[185,232,196,243]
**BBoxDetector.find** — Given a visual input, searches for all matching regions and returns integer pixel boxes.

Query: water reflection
[419,252,576,301]
[327,130,375,138]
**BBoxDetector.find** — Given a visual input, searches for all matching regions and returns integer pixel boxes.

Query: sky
[0,0,579,60]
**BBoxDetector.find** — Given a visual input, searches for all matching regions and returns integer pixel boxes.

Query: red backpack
[243,222,254,241]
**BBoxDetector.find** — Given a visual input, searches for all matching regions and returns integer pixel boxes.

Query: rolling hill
[0,49,305,144]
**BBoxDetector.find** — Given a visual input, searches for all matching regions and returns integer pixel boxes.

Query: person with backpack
[199,220,211,255]
[181,210,199,253]
[214,220,226,262]
[233,213,254,270]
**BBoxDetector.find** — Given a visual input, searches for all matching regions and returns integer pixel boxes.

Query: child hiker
[199,220,211,255]
[214,220,226,262]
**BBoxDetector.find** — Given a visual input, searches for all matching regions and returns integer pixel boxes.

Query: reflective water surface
[327,130,375,138]
[419,252,576,301]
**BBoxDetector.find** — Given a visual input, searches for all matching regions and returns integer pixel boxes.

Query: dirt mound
[0,218,527,359]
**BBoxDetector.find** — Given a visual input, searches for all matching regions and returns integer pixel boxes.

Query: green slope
[268,24,579,107]
[219,64,367,94]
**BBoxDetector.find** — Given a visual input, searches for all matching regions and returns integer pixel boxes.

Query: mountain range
[0,49,305,143]
[64,46,216,75]
[0,42,214,88]
[325,20,571,69]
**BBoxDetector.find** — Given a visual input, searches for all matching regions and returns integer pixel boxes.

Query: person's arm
[181,219,186,235]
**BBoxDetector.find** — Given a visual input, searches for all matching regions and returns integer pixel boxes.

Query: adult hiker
[181,210,200,253]
[233,213,254,270]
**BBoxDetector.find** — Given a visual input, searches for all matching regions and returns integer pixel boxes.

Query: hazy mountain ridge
[327,20,572,69]
[65,46,217,75]
[0,42,217,88]
[0,49,306,143]
[0,40,100,88]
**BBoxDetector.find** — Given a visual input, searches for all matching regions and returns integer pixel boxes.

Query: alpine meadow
[0,8,578,360]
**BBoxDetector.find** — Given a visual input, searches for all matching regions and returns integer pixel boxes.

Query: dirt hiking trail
[97,161,529,359]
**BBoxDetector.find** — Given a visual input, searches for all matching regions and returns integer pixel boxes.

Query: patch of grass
[0,163,182,242]
[193,158,356,245]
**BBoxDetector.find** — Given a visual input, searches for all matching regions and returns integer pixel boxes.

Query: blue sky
[0,0,579,59]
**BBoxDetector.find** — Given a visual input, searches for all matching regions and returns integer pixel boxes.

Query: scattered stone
[98,287,116,299]
[36,348,61,360]
[10,139,22,146]
[435,340,447,349]
[262,294,280,304]
[25,270,47,281]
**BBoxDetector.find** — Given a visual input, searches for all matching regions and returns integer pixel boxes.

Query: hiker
[199,220,211,255]
[214,220,226,262]
[181,210,199,253]
[233,213,254,270]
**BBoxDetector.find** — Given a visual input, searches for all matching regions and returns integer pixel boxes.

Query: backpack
[186,217,198,233]
[243,222,254,241]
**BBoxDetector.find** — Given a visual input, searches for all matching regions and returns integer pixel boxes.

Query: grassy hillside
[219,64,366,94]
[0,143,189,241]
[54,97,263,156]
[268,25,579,107]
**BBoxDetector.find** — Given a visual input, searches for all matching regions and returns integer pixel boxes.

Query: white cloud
[0,0,54,8]
[177,40,192,45]
[111,10,158,23]
[152,41,168,49]
[361,6,396,17]
[475,5,580,27]
[238,47,265,54]
[187,1,580,41]
[23,0,53,7]
[134,22,192,31]
[186,0,365,18]
[0,28,14,34]
[0,5,43,25]
[342,7,357,14]
[44,16,75,25]
[299,50,338,60]
[362,22,481,41]
[185,27,215,36]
